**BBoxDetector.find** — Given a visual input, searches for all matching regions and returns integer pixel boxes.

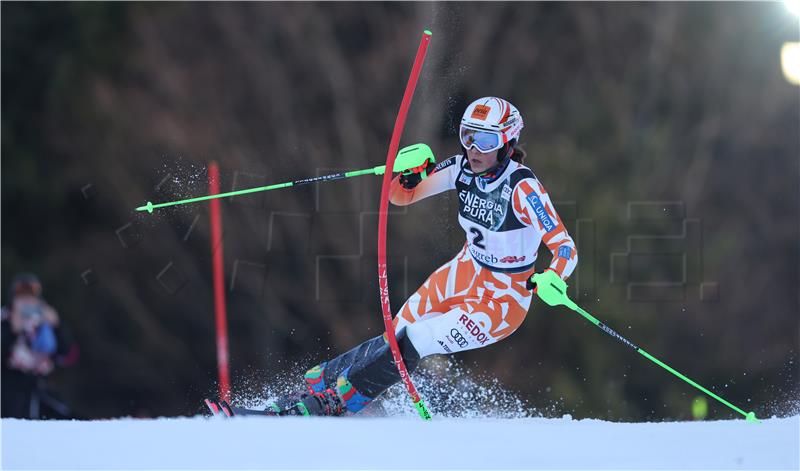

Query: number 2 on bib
[469,227,486,250]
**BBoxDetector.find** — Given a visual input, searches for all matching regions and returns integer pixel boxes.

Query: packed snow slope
[2,415,798,470]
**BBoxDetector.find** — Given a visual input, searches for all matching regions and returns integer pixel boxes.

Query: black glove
[398,160,432,190]
[525,277,536,292]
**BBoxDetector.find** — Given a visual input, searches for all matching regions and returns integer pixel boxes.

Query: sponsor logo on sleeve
[558,246,572,259]
[434,157,456,173]
[525,193,556,232]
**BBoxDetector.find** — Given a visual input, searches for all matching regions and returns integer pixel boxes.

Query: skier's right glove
[398,160,432,190]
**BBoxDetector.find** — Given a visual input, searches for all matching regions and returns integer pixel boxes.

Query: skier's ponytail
[510,145,526,165]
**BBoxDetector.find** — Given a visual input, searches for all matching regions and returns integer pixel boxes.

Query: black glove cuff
[526,278,536,291]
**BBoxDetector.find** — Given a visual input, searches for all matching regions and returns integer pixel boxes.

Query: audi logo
[450,328,468,348]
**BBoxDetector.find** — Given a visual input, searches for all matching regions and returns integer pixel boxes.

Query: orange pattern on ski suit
[394,244,535,352]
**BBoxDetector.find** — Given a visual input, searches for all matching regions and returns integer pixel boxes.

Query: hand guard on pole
[526,269,567,305]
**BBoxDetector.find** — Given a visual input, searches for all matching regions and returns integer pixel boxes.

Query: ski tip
[204,398,221,416]
[219,400,235,418]
[423,30,432,36]
[205,398,237,418]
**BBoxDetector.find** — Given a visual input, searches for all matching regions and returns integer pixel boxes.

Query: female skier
[207,97,578,417]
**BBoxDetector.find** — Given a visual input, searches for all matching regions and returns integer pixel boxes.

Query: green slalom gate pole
[529,271,759,423]
[135,143,435,214]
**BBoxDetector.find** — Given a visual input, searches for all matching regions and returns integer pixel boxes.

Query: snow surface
[2,415,798,470]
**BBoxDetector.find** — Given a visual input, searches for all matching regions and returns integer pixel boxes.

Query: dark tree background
[2,2,798,420]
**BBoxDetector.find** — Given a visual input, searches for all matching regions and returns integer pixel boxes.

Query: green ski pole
[529,270,759,423]
[135,143,435,213]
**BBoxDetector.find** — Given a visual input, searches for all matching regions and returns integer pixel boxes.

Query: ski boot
[276,387,346,416]
[204,388,346,418]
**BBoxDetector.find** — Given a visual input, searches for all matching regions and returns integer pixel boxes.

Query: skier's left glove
[525,269,565,293]
[398,160,433,190]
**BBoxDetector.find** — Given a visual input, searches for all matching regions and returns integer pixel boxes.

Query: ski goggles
[459,126,504,153]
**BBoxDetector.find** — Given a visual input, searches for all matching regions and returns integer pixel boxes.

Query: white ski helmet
[460,97,524,153]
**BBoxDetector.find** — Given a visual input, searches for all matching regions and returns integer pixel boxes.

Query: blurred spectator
[1,273,78,418]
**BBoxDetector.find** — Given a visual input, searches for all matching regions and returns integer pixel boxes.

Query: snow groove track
[2,416,798,470]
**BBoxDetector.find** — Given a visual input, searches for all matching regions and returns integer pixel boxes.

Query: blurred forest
[2,2,798,420]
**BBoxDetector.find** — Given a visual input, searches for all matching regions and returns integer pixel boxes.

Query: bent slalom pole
[135,143,435,214]
[377,30,433,420]
[530,271,759,423]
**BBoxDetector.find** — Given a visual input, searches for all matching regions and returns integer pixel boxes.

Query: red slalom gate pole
[377,30,432,420]
[208,161,231,403]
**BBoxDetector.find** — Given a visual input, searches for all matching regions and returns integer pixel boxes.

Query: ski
[226,403,279,417]
[204,398,289,417]
[203,390,346,418]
